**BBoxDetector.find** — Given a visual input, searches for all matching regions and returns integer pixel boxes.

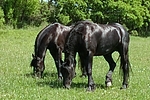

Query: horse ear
[32,54,35,58]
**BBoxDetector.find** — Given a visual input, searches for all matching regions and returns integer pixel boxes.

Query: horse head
[30,54,45,78]
[61,56,76,89]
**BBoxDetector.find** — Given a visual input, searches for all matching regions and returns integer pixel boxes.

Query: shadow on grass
[36,79,63,88]
[25,72,107,90]
[25,72,34,78]
[36,81,106,90]
[39,75,106,90]
[24,72,58,78]
[71,82,106,90]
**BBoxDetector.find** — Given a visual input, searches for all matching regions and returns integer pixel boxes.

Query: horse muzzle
[64,84,71,89]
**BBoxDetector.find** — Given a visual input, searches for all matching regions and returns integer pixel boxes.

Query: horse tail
[120,54,133,86]
[119,29,133,87]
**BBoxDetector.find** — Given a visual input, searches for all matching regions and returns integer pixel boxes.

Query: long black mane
[34,24,54,56]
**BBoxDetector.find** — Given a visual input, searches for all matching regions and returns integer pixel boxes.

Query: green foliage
[2,0,42,28]
[0,28,150,99]
[57,14,71,25]
[1,0,150,36]
[89,0,103,23]
[0,7,5,27]
[49,0,150,36]
[54,0,88,23]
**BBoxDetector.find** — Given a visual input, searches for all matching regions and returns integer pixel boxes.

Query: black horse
[61,20,131,91]
[30,23,73,79]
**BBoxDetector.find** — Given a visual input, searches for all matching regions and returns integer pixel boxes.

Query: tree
[2,0,41,28]
[88,0,104,23]
[1,0,150,36]
[49,0,89,25]
[0,7,4,27]
[88,0,150,36]
[140,0,150,36]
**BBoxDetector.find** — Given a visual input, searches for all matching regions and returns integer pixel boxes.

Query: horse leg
[57,48,63,80]
[120,44,130,89]
[78,53,87,77]
[104,54,116,87]
[86,51,96,91]
[49,49,62,80]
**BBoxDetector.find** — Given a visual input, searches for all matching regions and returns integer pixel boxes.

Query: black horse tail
[115,23,132,80]
[119,53,132,83]
[119,41,132,86]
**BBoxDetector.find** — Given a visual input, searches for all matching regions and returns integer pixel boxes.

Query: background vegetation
[0,0,150,36]
[0,25,150,100]
[0,0,150,99]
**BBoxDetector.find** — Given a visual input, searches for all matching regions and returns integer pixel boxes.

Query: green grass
[0,27,150,100]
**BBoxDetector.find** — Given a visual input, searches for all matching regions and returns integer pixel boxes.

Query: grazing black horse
[30,23,73,79]
[61,20,131,91]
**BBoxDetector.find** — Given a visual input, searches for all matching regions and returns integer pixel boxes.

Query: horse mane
[34,23,61,55]
[35,24,50,55]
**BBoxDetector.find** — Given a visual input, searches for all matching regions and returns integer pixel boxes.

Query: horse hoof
[86,85,96,92]
[120,84,128,89]
[32,74,42,78]
[58,76,63,81]
[86,87,92,91]
[106,82,112,87]
[63,85,71,89]
[80,74,87,78]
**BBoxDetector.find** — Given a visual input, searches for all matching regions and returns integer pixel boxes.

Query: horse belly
[94,46,115,56]
[94,39,119,56]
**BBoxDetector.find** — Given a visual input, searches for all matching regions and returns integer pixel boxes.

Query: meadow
[0,26,150,100]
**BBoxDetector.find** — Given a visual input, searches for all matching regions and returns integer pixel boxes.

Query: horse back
[71,21,129,56]
[34,23,71,55]
[109,23,130,43]
[96,23,129,55]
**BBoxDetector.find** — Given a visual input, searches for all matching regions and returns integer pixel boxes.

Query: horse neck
[65,32,78,63]
[65,51,76,66]
[36,47,47,60]
[34,44,47,61]
[66,33,76,53]
[34,37,48,60]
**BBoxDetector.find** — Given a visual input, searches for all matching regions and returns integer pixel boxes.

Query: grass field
[0,27,150,100]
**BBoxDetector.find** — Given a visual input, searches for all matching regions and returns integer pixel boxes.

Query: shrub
[0,7,5,27]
